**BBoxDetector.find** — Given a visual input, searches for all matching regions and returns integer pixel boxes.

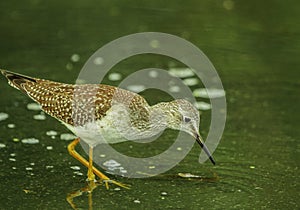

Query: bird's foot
[99,179,131,190]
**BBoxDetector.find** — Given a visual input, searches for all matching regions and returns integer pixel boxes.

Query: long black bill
[195,134,216,165]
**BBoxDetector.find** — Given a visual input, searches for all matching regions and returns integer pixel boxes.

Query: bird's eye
[183,116,191,123]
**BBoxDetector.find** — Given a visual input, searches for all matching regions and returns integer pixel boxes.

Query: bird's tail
[1,69,37,93]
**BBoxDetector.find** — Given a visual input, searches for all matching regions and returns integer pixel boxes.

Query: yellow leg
[67,138,130,189]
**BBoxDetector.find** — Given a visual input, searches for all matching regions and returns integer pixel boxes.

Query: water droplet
[108,73,122,81]
[126,85,145,93]
[7,124,15,128]
[21,138,39,144]
[169,68,195,78]
[46,130,58,136]
[70,166,81,170]
[70,54,80,62]
[194,101,212,110]
[46,146,53,150]
[60,133,76,141]
[93,57,104,65]
[183,78,199,86]
[148,70,158,78]
[103,159,121,167]
[133,199,141,204]
[0,112,9,121]
[0,143,6,148]
[33,113,46,120]
[26,103,41,111]
[193,88,225,98]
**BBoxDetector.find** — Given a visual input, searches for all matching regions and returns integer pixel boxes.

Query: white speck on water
[30,162,35,166]
[108,72,122,81]
[193,88,226,98]
[7,124,15,128]
[250,165,255,169]
[60,133,76,141]
[120,169,127,174]
[9,158,16,162]
[194,101,212,110]
[73,171,83,176]
[133,199,141,204]
[103,159,121,168]
[161,192,168,196]
[33,113,46,120]
[99,154,106,158]
[25,167,33,171]
[70,166,81,170]
[183,78,199,86]
[12,167,16,170]
[150,39,160,48]
[12,138,19,142]
[10,153,16,157]
[149,166,155,169]
[46,165,54,169]
[169,85,181,93]
[126,85,145,93]
[114,187,121,191]
[93,57,104,65]
[21,138,39,144]
[26,103,41,111]
[46,146,53,150]
[70,54,80,62]
[176,147,182,151]
[46,130,58,136]
[0,112,9,121]
[169,68,195,78]
[0,143,6,148]
[148,70,158,78]
[66,62,73,70]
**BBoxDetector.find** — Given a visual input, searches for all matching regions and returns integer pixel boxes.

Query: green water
[0,0,299,209]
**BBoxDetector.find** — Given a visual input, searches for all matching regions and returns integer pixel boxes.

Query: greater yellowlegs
[1,70,215,188]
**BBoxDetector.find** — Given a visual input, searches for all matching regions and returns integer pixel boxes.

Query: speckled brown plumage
[1,70,150,128]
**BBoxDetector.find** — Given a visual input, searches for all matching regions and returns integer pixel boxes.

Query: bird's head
[154,99,215,165]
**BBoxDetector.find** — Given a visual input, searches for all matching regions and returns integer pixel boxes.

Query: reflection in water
[67,181,99,210]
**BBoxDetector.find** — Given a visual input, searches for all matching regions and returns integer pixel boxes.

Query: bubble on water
[46,165,54,169]
[66,62,73,70]
[169,67,195,78]
[21,138,39,144]
[148,70,158,78]
[169,85,181,93]
[10,153,16,157]
[25,167,33,171]
[33,113,46,120]
[0,143,6,148]
[71,54,80,62]
[103,159,121,168]
[93,57,104,65]
[60,133,76,141]
[183,78,199,86]
[46,130,58,136]
[9,158,16,162]
[27,103,41,111]
[108,72,122,81]
[133,199,141,204]
[194,101,212,110]
[73,171,83,176]
[193,88,226,98]
[46,146,53,150]
[150,39,160,48]
[7,124,15,128]
[70,166,81,170]
[126,85,146,93]
[0,112,9,121]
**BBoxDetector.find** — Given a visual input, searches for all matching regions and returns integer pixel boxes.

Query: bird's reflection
[67,181,100,210]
